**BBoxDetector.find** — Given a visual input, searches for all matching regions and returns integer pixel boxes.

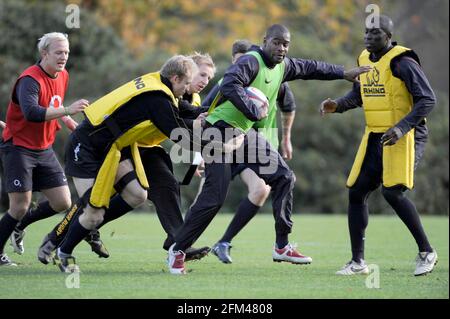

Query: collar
[36,61,58,79]
[250,45,278,69]
[160,75,173,91]
[369,42,397,62]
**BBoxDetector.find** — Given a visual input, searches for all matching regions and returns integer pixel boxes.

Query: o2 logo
[49,95,63,109]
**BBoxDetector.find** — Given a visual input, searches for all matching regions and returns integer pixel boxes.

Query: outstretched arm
[283,57,371,83]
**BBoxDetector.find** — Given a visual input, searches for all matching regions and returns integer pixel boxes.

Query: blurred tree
[1,0,447,215]
[0,0,137,209]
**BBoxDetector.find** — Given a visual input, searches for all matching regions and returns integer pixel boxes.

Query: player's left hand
[281,137,293,160]
[61,116,78,131]
[0,120,6,130]
[194,160,205,177]
[381,126,403,146]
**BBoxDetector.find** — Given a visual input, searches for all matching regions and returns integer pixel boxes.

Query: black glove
[381,126,403,146]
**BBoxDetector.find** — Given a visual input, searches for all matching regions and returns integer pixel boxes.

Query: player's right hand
[319,98,338,116]
[257,102,269,120]
[0,120,6,130]
[343,65,371,83]
[67,99,89,115]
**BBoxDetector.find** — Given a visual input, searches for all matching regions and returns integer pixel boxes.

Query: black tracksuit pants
[174,127,295,251]
[140,147,184,250]
[347,132,432,261]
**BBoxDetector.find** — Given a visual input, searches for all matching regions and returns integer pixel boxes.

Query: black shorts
[0,141,67,193]
[64,130,131,179]
[64,130,104,178]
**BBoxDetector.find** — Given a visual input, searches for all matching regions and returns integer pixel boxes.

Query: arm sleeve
[283,57,345,82]
[178,100,209,119]
[277,82,297,112]
[219,55,262,121]
[146,95,194,137]
[335,82,363,113]
[201,84,220,107]
[15,76,47,122]
[146,94,222,147]
[392,56,436,134]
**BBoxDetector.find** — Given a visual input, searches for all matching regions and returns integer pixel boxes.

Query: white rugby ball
[245,87,268,110]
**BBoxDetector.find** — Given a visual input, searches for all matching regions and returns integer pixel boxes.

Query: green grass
[0,213,448,299]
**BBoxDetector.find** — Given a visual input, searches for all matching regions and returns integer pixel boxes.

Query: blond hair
[37,32,68,54]
[160,55,198,79]
[189,52,216,75]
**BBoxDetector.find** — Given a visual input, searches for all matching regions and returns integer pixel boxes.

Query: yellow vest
[347,46,416,189]
[191,92,201,107]
[84,72,178,208]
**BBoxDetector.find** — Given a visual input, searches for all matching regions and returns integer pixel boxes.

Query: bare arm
[45,99,89,121]
[280,111,295,160]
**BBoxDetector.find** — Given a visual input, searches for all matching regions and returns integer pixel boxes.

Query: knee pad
[114,171,138,194]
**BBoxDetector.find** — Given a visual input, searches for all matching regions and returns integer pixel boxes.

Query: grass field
[0,213,448,299]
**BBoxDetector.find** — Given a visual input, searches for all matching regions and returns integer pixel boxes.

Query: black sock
[220,197,260,243]
[382,187,433,252]
[97,194,133,228]
[59,217,91,255]
[17,201,59,231]
[0,213,19,254]
[275,234,289,249]
[348,203,369,262]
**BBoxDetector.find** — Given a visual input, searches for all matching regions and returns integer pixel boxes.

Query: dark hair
[232,39,252,57]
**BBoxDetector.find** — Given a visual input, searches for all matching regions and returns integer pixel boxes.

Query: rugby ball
[245,87,268,110]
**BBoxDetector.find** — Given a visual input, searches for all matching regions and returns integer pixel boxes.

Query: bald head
[378,15,394,38]
[265,24,290,40]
